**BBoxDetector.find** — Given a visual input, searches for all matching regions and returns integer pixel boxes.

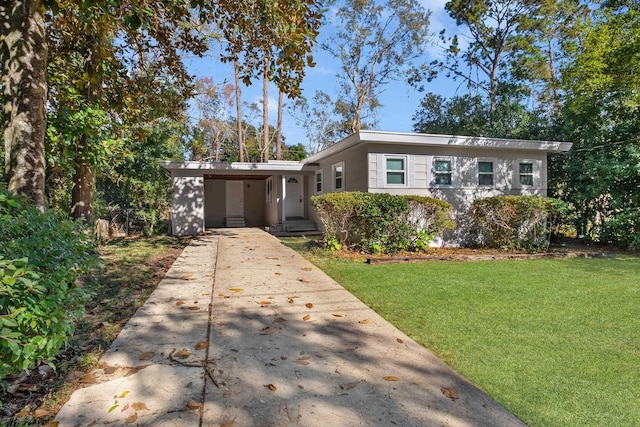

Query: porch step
[283,220,318,232]
[226,216,246,228]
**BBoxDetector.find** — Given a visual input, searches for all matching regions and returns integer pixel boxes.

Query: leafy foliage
[312,192,456,254]
[0,187,97,380]
[470,196,567,251]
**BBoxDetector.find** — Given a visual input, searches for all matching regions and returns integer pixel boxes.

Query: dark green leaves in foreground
[0,187,97,379]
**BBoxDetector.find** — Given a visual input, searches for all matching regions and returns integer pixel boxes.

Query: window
[315,170,323,193]
[385,157,406,185]
[478,161,494,186]
[434,159,452,185]
[333,162,344,191]
[266,177,273,204]
[519,162,533,186]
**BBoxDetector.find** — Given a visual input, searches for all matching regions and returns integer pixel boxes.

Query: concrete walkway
[55,228,526,427]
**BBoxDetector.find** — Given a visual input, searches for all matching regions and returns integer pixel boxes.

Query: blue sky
[185,0,462,151]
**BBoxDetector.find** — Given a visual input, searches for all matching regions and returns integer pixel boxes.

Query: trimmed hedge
[0,187,97,380]
[311,192,456,254]
[470,195,567,251]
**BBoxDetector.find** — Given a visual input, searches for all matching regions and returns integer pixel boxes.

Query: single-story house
[162,130,572,240]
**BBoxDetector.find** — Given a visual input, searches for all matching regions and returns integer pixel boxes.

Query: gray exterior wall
[244,179,266,227]
[204,179,225,228]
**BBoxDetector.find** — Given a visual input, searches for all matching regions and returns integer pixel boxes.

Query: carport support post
[281,175,287,223]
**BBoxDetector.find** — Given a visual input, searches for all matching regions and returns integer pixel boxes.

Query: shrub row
[0,187,97,380]
[470,195,567,251]
[311,192,456,254]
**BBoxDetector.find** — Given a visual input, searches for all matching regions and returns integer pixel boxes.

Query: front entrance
[226,181,244,217]
[284,176,304,219]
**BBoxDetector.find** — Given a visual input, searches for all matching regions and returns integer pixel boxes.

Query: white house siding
[366,147,548,245]
[171,173,205,236]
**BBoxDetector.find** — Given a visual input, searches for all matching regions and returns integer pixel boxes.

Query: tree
[291,91,351,153]
[322,0,430,133]
[2,0,323,209]
[422,0,533,116]
[1,1,47,210]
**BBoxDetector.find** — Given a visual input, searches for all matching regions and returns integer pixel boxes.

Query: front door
[284,176,304,219]
[226,181,244,217]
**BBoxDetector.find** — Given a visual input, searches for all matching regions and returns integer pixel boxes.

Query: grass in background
[282,237,640,426]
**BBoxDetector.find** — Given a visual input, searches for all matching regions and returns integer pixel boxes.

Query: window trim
[477,159,495,187]
[315,169,323,194]
[433,157,453,187]
[384,155,408,187]
[517,160,534,187]
[332,162,344,192]
[266,177,274,205]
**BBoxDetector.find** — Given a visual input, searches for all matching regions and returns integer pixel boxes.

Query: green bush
[354,193,413,254]
[600,209,640,250]
[403,195,457,243]
[0,187,97,380]
[471,195,567,251]
[312,192,457,254]
[311,192,363,248]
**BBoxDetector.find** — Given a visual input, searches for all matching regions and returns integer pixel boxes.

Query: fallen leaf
[79,373,96,383]
[260,326,280,335]
[218,293,225,297]
[299,277,309,283]
[34,409,50,419]
[194,300,198,304]
[139,352,154,361]
[273,317,287,323]
[131,402,149,411]
[124,365,149,377]
[258,300,272,305]
[275,272,281,275]
[118,390,130,398]
[359,318,371,324]
[181,274,193,280]
[195,341,208,350]
[305,303,313,309]
[125,413,138,424]
[383,376,399,382]
[186,401,202,409]
[302,267,312,271]
[332,314,343,317]
[396,338,404,344]
[174,348,191,358]
[298,385,304,389]
[441,387,459,400]
[221,420,237,427]
[340,382,359,390]
[121,404,130,412]
[176,301,185,306]
[264,383,277,391]
[42,422,59,427]
[107,404,119,413]
[188,306,200,311]
[229,287,243,292]
[302,314,311,321]
[296,357,311,365]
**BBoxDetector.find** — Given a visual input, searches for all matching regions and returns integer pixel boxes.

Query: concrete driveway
[55,228,525,426]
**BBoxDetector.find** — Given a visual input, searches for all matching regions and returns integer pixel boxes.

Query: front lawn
[283,238,640,426]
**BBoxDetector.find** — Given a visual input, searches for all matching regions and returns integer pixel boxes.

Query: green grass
[282,238,640,426]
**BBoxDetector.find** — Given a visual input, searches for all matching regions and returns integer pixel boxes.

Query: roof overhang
[161,160,314,176]
[304,130,573,163]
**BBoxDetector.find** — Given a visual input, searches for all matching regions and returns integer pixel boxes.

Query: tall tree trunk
[262,59,269,162]
[1,0,47,210]
[234,59,244,162]
[71,150,95,222]
[276,89,283,160]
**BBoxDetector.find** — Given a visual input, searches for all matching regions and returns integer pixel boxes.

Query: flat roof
[305,130,573,163]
